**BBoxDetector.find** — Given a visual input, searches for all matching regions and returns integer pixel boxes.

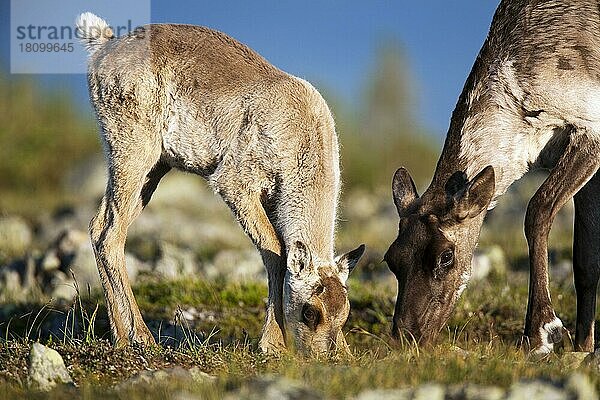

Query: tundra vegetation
[0,38,598,398]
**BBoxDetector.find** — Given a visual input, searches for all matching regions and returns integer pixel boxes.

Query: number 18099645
[19,42,75,52]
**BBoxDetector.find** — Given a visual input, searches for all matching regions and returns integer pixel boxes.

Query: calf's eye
[302,304,321,330]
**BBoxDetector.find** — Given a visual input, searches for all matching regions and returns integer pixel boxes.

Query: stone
[27,342,73,391]
[226,375,322,400]
[0,256,36,300]
[447,384,505,400]
[154,242,199,279]
[41,249,61,272]
[565,372,597,400]
[49,270,77,301]
[0,216,32,261]
[550,260,573,283]
[413,383,445,400]
[204,249,264,281]
[354,388,413,400]
[0,267,23,301]
[506,380,567,400]
[450,345,471,358]
[472,245,506,280]
[115,367,214,391]
[64,239,100,290]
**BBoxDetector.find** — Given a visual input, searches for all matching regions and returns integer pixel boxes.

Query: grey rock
[413,383,445,400]
[124,252,149,281]
[565,372,597,400]
[41,249,61,272]
[115,367,214,391]
[0,256,36,300]
[56,228,89,257]
[204,249,264,281]
[447,384,505,400]
[226,375,322,400]
[472,245,506,280]
[354,388,413,400]
[0,216,32,260]
[65,237,100,289]
[27,342,73,391]
[506,380,566,400]
[550,260,573,283]
[154,242,199,279]
[49,270,77,301]
[0,267,23,301]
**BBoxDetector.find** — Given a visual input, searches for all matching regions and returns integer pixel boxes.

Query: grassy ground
[0,268,597,398]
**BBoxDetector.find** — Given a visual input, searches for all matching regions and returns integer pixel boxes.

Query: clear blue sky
[0,0,499,136]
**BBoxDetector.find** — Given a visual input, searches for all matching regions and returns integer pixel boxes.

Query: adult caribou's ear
[287,241,312,276]
[336,244,366,283]
[392,167,419,217]
[451,166,495,221]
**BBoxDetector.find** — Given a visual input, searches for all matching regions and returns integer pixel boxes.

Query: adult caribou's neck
[423,42,530,208]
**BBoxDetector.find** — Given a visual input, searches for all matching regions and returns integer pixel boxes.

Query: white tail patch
[75,12,114,54]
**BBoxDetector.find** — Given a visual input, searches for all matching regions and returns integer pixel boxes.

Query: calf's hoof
[113,325,156,348]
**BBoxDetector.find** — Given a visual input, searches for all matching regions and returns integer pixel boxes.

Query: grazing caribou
[76,12,364,356]
[385,0,600,354]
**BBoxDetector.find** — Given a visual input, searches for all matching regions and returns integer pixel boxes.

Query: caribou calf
[385,0,600,354]
[76,12,364,356]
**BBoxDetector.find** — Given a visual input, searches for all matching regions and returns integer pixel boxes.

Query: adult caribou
[385,0,600,354]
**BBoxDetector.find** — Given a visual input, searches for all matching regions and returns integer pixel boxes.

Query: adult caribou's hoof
[527,316,565,355]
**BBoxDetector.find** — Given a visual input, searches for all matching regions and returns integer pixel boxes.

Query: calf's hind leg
[573,170,600,352]
[89,128,167,346]
[524,128,600,354]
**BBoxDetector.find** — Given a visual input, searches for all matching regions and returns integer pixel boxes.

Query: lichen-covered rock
[413,383,445,400]
[115,366,214,391]
[27,342,73,391]
[154,242,199,279]
[225,375,322,400]
[204,249,264,281]
[446,384,505,400]
[506,380,566,400]
[354,388,413,400]
[0,216,32,261]
[565,372,597,400]
[472,245,506,280]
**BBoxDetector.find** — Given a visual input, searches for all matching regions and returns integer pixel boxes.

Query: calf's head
[283,241,365,356]
[384,166,495,345]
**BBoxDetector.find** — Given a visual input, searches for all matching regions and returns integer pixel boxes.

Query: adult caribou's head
[384,166,495,344]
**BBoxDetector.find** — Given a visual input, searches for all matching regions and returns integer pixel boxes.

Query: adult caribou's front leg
[573,170,600,352]
[524,128,600,354]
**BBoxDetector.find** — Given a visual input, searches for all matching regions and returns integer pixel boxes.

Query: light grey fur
[76,13,364,356]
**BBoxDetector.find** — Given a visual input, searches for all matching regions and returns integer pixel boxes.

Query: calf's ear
[287,241,312,276]
[336,244,366,282]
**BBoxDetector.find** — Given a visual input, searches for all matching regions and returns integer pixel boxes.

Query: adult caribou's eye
[302,304,321,330]
[438,249,454,269]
